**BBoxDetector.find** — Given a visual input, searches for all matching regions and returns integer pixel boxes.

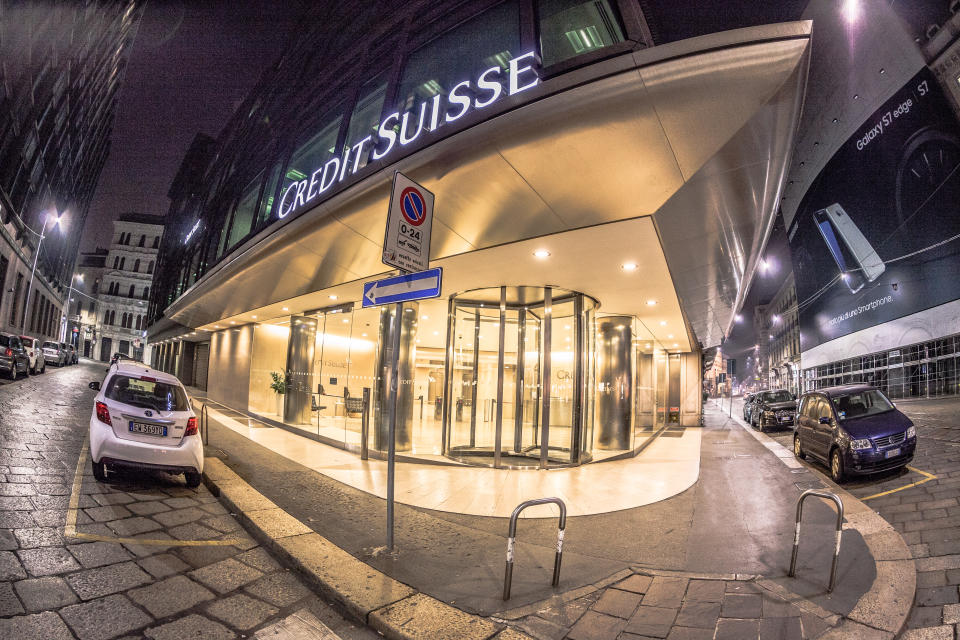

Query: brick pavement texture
[0,363,377,640]
[505,570,835,639]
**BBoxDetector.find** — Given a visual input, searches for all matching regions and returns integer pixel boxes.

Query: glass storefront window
[537,0,625,67]
[226,174,261,250]
[249,320,291,419]
[397,1,520,117]
[343,73,388,172]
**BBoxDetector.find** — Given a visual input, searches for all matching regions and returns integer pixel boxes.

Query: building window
[113,256,120,269]
[134,259,140,273]
[279,114,344,217]
[256,162,282,227]
[147,261,154,274]
[343,73,388,172]
[128,284,135,298]
[142,286,149,300]
[0,256,8,312]
[226,175,261,250]
[152,236,159,248]
[537,0,625,67]
[9,272,23,326]
[119,257,125,271]
[138,234,145,247]
[397,1,521,122]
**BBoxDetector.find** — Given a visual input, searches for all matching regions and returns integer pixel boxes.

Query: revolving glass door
[444,286,597,468]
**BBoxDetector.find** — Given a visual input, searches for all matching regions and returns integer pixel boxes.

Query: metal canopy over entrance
[444,286,598,469]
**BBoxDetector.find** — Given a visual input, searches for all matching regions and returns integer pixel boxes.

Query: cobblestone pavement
[0,361,377,640]
[764,395,960,640]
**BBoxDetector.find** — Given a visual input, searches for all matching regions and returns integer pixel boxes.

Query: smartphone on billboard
[813,203,885,294]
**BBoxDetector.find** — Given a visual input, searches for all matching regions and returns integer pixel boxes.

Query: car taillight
[3,348,11,357]
[184,417,198,437]
[95,402,112,426]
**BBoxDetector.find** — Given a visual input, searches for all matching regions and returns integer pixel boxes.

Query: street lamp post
[22,212,61,332]
[59,273,82,343]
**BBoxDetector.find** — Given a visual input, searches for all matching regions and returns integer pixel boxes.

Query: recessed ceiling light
[646,299,657,306]
[533,249,550,259]
[659,321,667,326]
[422,315,428,320]
[342,318,348,323]
[673,343,678,348]
[251,315,257,319]
[282,307,289,311]
[214,325,220,329]
[329,294,337,300]
[621,262,638,271]
[361,332,367,337]
[667,334,674,339]
[433,331,439,336]
[230,321,236,325]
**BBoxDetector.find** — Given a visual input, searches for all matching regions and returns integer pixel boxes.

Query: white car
[19,336,45,374]
[88,362,203,487]
[42,341,66,367]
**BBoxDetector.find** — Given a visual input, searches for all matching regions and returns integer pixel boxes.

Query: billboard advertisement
[788,68,960,351]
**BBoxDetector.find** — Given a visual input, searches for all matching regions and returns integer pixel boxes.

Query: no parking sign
[383,172,434,272]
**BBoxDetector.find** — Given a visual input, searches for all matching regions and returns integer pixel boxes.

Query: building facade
[148,0,814,470]
[97,214,162,362]
[68,248,108,358]
[759,272,801,395]
[0,1,143,341]
[781,2,960,400]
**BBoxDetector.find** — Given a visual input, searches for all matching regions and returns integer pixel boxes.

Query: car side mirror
[88,381,100,391]
[818,416,831,425]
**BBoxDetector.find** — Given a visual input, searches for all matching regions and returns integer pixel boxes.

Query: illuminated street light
[24,210,63,330]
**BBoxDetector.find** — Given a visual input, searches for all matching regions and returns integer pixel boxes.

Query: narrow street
[0,361,376,640]
[754,396,960,634]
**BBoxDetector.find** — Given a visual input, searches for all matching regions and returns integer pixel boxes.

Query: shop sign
[278,52,540,219]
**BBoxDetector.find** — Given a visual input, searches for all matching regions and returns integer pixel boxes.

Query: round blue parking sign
[400,187,426,226]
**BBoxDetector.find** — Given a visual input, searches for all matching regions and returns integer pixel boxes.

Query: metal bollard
[200,404,209,446]
[503,497,567,600]
[360,388,370,460]
[788,489,844,592]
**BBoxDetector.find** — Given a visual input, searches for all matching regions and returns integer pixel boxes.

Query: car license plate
[885,447,901,459]
[129,421,166,437]
[780,416,792,422]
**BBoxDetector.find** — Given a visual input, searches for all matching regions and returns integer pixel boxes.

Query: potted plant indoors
[270,371,287,417]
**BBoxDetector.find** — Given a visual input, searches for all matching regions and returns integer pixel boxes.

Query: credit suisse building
[148,0,828,467]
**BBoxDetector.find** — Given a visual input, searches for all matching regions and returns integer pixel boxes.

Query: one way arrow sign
[362,268,442,308]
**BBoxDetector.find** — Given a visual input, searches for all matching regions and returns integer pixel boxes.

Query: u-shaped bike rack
[788,489,844,592]
[503,497,567,600]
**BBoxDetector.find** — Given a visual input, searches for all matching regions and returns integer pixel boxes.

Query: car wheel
[184,471,202,488]
[794,434,806,460]
[830,449,846,483]
[92,461,107,482]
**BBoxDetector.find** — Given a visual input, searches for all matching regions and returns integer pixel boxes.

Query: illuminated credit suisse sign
[277,52,540,219]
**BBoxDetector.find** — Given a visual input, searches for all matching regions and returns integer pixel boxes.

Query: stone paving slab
[0,364,379,640]
[370,592,501,640]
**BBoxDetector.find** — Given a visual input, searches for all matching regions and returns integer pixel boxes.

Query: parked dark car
[749,389,797,432]
[742,393,755,421]
[793,384,916,482]
[0,333,30,380]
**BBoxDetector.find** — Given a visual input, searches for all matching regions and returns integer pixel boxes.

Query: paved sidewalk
[0,361,376,639]
[765,395,960,640]
[198,393,909,639]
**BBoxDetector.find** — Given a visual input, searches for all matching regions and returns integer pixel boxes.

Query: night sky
[80,0,308,253]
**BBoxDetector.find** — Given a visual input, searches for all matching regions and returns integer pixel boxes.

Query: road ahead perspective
[4,1,960,638]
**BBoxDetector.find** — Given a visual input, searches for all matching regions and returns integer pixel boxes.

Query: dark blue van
[793,384,916,482]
